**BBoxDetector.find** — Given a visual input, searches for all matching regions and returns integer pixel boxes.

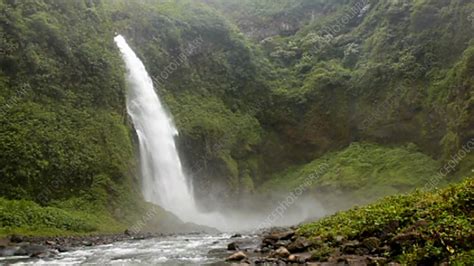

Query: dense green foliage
[99,0,275,202]
[298,178,474,264]
[0,0,129,200]
[194,0,474,198]
[0,0,173,233]
[0,0,473,236]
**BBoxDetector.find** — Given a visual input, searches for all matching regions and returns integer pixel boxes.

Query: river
[1,233,261,265]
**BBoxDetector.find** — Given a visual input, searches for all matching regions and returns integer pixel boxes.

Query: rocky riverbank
[1,179,471,265]
[223,179,473,265]
[223,228,402,265]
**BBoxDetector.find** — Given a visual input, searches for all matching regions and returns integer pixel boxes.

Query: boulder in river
[226,251,247,261]
[81,241,93,247]
[265,230,295,241]
[14,245,49,257]
[227,242,239,251]
[45,240,56,246]
[275,239,291,247]
[288,254,297,262]
[0,246,20,257]
[261,237,276,248]
[30,249,59,259]
[270,246,290,258]
[57,246,71,253]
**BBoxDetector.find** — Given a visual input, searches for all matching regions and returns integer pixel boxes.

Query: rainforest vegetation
[0,0,472,263]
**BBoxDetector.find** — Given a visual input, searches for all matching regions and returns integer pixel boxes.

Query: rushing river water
[2,233,260,265]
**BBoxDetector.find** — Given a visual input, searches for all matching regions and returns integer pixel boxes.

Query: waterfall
[114,35,320,231]
[114,35,201,223]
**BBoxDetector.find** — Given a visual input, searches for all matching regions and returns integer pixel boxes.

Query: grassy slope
[298,178,473,264]
[0,196,182,237]
[260,142,442,208]
[0,198,122,237]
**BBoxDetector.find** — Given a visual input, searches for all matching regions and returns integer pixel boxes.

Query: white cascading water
[114,35,201,223]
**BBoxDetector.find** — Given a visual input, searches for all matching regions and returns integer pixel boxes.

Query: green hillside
[0,0,472,235]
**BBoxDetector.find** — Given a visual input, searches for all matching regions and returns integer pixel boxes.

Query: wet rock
[30,249,58,259]
[328,254,369,264]
[30,252,48,258]
[377,245,391,254]
[45,240,56,246]
[0,246,20,257]
[228,242,239,251]
[81,241,93,247]
[290,252,312,263]
[270,246,290,258]
[226,251,247,261]
[13,247,29,256]
[231,233,242,238]
[363,237,381,250]
[262,237,276,247]
[10,234,24,243]
[287,237,312,253]
[288,254,297,262]
[344,255,369,264]
[265,230,295,241]
[368,256,388,265]
[124,229,132,236]
[254,257,279,264]
[57,246,71,253]
[341,240,360,254]
[275,239,291,247]
[239,258,251,265]
[15,245,48,256]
